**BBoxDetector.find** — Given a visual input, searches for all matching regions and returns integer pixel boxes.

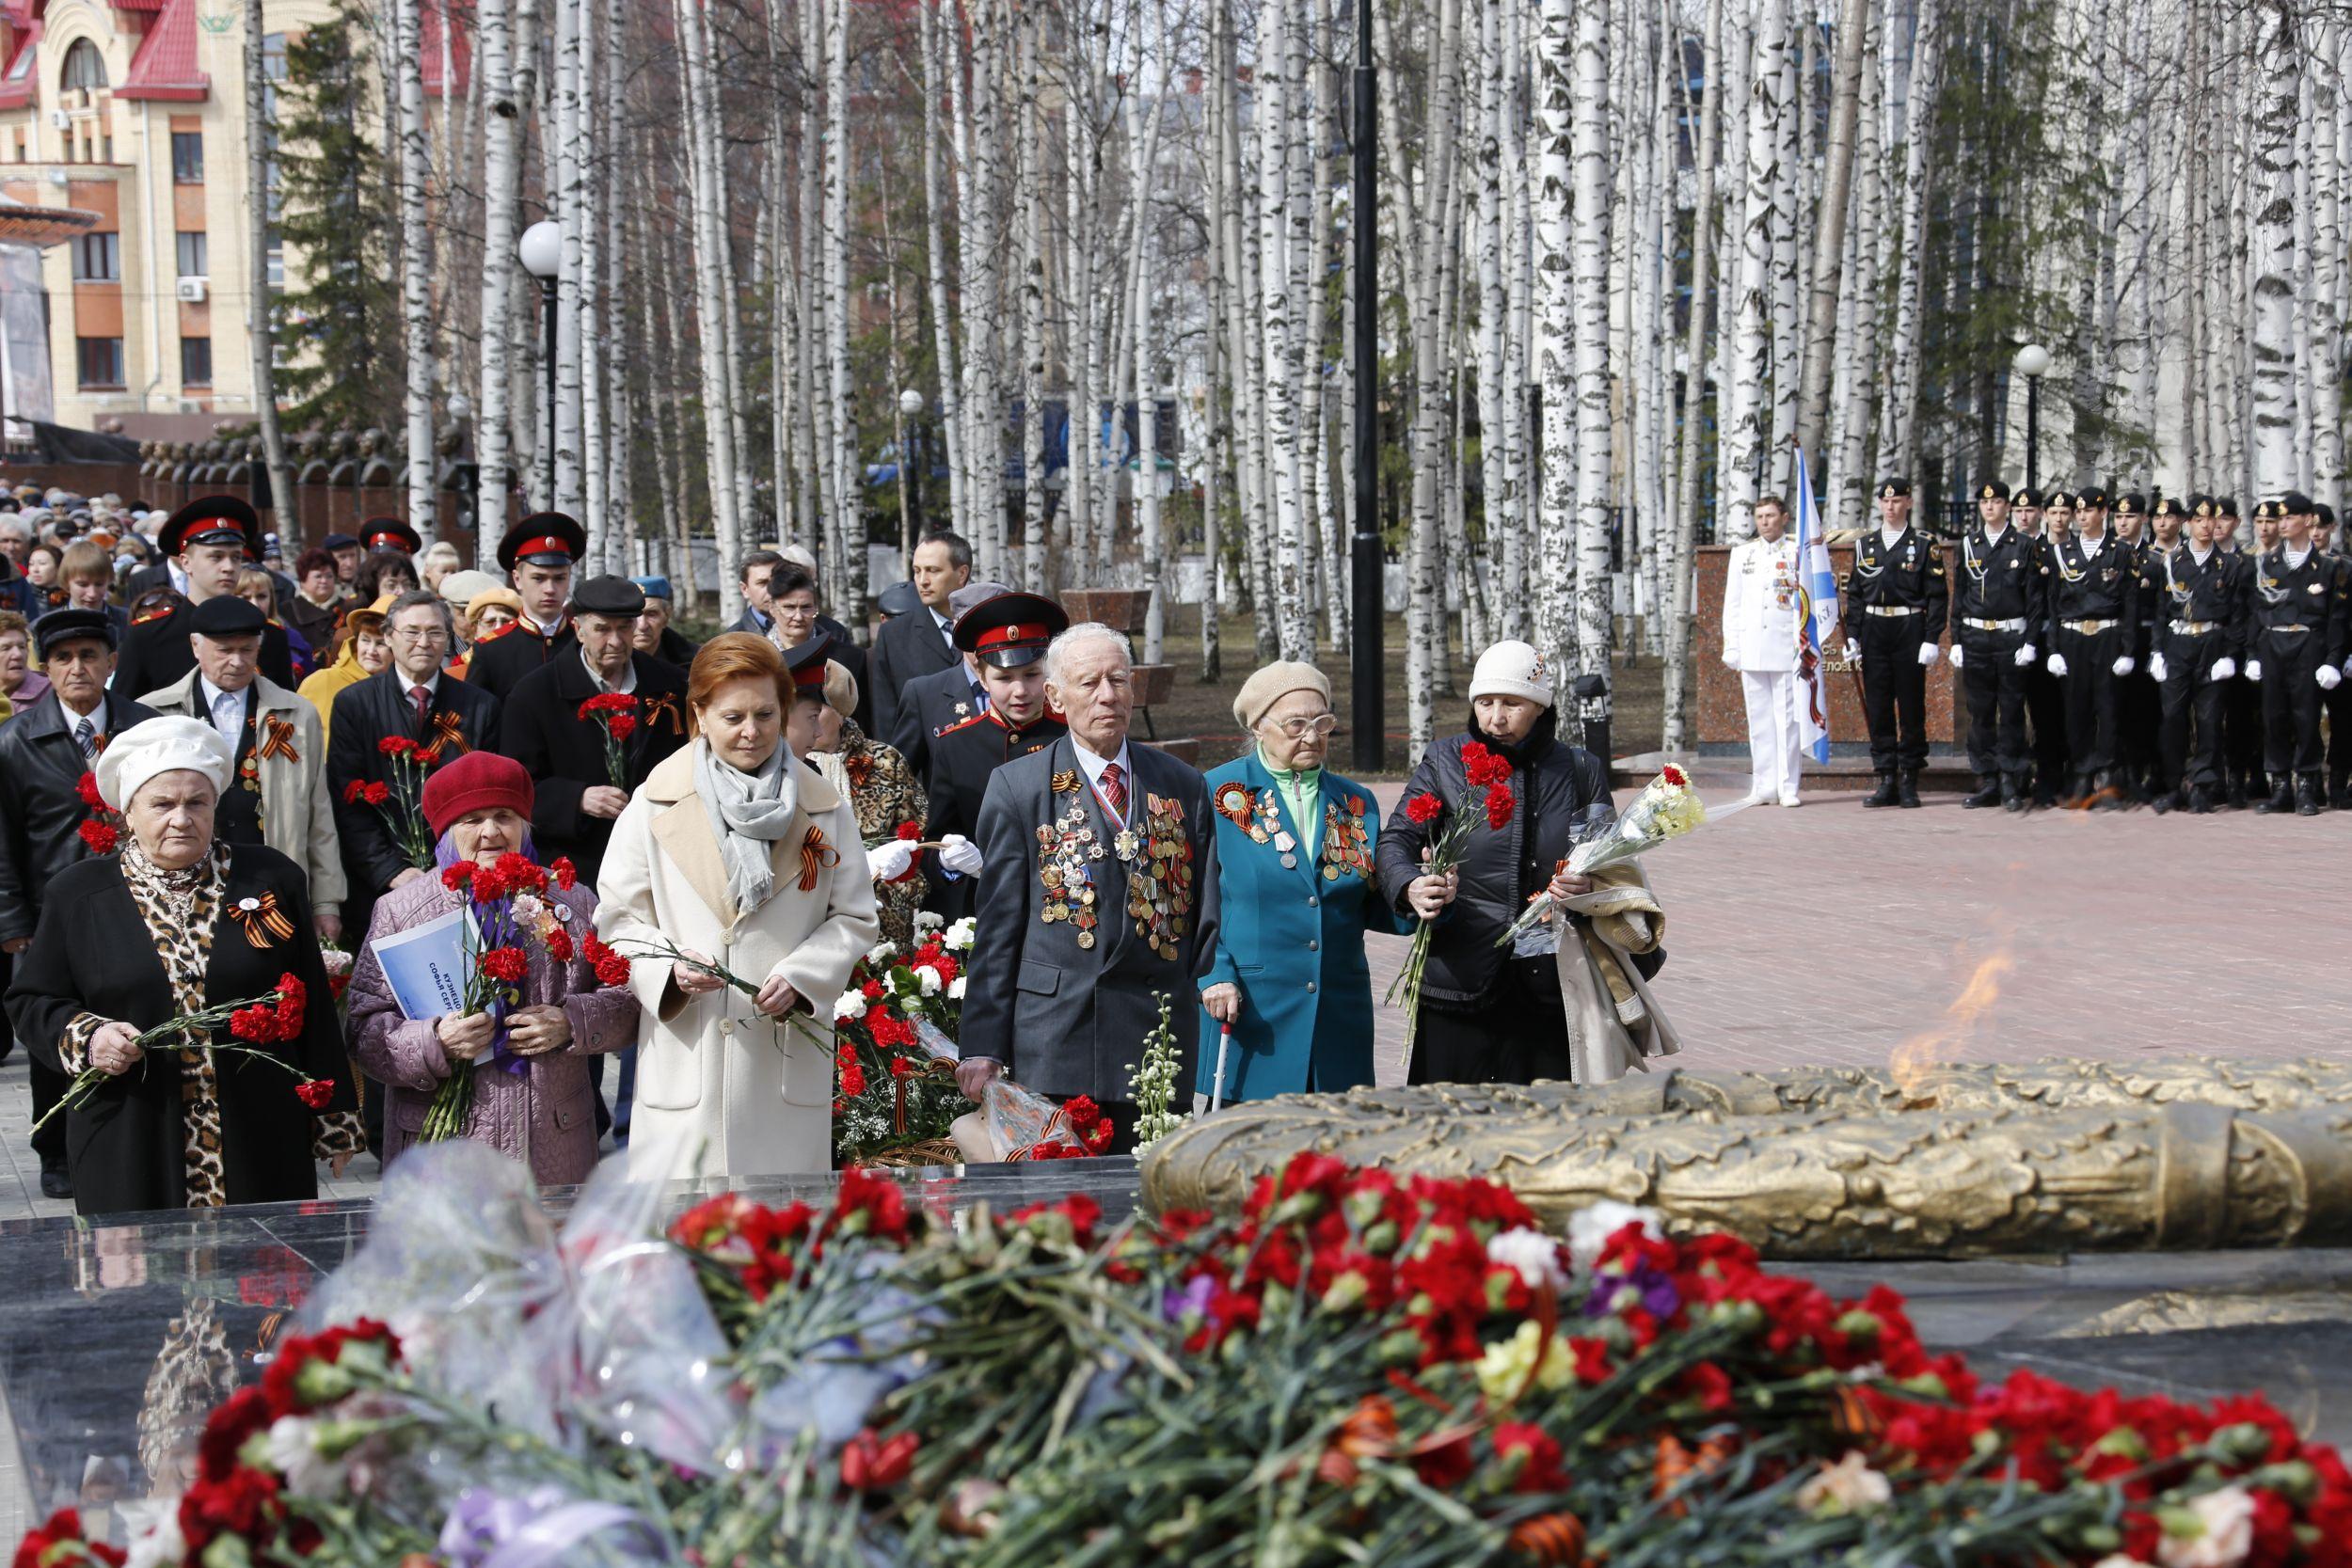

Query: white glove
[1916,643,1940,668]
[1843,638,1861,661]
[1947,643,1965,670]
[2321,665,2344,692]
[2013,643,2038,668]
[2246,660,2263,684]
[1721,652,1740,671]
[2150,652,2169,684]
[2112,656,2136,676]
[866,837,916,881]
[2212,657,2237,682]
[938,833,984,877]
[2046,654,2070,677]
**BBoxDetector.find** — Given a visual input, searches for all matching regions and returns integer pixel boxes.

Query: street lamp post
[1349,0,1382,774]
[898,387,925,550]
[2013,342,2051,493]
[518,219,563,509]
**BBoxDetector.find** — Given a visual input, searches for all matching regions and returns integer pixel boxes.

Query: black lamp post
[1349,0,1383,774]
[518,219,563,508]
[2014,342,2050,492]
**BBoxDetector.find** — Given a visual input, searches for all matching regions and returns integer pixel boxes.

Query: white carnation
[263,1415,349,1498]
[865,941,898,966]
[917,965,944,996]
[834,990,868,1022]
[947,975,967,1001]
[2157,1487,2258,1568]
[1485,1227,1569,1292]
[1795,1451,1892,1516]
[1565,1200,1662,1273]
[946,917,977,951]
[510,894,546,926]
[121,1500,185,1568]
[915,911,946,932]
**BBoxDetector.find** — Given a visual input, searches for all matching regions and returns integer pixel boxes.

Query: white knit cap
[1468,640,1555,707]
[95,716,233,812]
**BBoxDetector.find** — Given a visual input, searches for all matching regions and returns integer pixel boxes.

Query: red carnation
[546,927,574,964]
[839,1427,918,1491]
[1062,1093,1102,1130]
[606,713,638,741]
[273,975,306,1023]
[1492,1423,1568,1493]
[479,946,529,984]
[73,772,103,809]
[294,1079,335,1111]
[1660,763,1690,787]
[76,819,119,855]
[377,736,416,758]
[551,856,578,890]
[415,744,442,767]
[441,863,474,894]
[839,1062,867,1098]
[895,820,921,841]
[362,782,390,806]
[1485,787,1516,831]
[341,780,367,804]
[1405,793,1442,825]
[17,1508,123,1568]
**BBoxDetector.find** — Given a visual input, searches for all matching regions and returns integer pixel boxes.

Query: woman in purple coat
[347,751,637,1184]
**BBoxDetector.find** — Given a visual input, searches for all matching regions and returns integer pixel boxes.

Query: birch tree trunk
[1533,0,1575,686]
[2248,0,2301,500]
[474,0,516,565]
[1661,0,1723,754]
[918,0,963,542]
[1129,0,1168,652]
[824,0,859,610]
[1402,0,1463,755]
[1015,0,1045,593]
[674,0,744,618]
[1256,0,1311,658]
[243,0,294,541]
[2314,16,2346,515]
[393,0,435,538]
[1795,0,1867,459]
[1569,0,1612,725]
[1878,0,1942,483]
[1721,0,1786,543]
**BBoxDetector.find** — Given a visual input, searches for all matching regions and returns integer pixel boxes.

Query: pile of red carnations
[831,918,975,1163]
[19,1149,2349,1568]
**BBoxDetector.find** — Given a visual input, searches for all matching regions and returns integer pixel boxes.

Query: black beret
[1976,479,2010,502]
[2319,503,2337,529]
[2214,496,2240,517]
[322,532,360,551]
[2075,486,2108,509]
[2011,486,2042,508]
[2044,490,2075,509]
[2254,499,2286,521]
[190,594,269,640]
[1876,478,1912,499]
[2283,491,2315,515]
[33,606,115,655]
[2113,493,2147,516]
[570,575,648,618]
[2153,496,2190,519]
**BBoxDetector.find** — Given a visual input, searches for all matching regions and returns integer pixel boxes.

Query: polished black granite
[5,1161,2347,1537]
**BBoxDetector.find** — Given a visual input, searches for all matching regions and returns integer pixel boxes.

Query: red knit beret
[421,750,535,839]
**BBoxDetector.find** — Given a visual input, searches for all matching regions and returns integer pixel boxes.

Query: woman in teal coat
[1198,662,1408,1103]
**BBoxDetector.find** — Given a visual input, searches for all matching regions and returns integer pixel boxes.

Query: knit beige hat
[1232,660,1332,730]
[1468,640,1554,707]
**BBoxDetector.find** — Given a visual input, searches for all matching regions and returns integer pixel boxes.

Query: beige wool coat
[139,671,347,916]
[1552,862,1684,1086]
[595,740,880,1183]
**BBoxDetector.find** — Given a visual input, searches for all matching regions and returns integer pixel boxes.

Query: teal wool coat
[1195,752,1408,1102]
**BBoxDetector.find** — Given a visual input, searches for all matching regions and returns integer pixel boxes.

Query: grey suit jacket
[960,737,1219,1100]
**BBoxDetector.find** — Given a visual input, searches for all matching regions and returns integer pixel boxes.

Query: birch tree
[2247,0,2301,499]
[244,0,295,535]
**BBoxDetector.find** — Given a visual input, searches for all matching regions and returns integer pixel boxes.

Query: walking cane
[1209,1023,1233,1114]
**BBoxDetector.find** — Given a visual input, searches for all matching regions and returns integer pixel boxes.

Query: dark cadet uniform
[2108,495,2165,800]
[920,591,1071,921]
[2147,499,2246,811]
[1841,479,1947,807]
[464,512,586,703]
[2211,500,2268,804]
[2312,509,2352,806]
[2043,523,2139,800]
[113,496,295,696]
[2247,498,2348,815]
[1949,480,2042,808]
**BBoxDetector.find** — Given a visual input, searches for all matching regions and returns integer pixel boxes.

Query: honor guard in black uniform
[358,515,423,558]
[1949,480,2044,810]
[2107,494,2163,800]
[1840,478,1947,808]
[2043,487,2140,807]
[467,513,586,703]
[2247,496,2348,815]
[2147,497,2247,814]
[2011,488,2071,803]
[2307,502,2352,806]
[920,592,1072,920]
[113,496,295,697]
[2207,497,2267,806]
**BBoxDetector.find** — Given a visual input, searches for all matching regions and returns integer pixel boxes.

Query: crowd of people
[1725,481,2352,815]
[0,495,1645,1217]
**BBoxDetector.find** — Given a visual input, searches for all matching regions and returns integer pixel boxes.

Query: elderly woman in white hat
[3,716,363,1215]
[1196,662,1406,1103]
[1374,640,1660,1086]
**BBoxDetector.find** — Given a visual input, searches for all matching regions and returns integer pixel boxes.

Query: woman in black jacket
[1375,641,1615,1085]
[5,716,363,1215]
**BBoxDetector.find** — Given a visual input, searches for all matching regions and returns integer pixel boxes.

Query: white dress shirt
[583,647,638,695]
[199,675,249,752]
[1073,736,1135,821]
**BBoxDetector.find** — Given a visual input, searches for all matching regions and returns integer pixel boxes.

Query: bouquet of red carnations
[32,973,336,1136]
[417,853,580,1143]
[1386,738,1518,1070]
[832,917,976,1163]
[342,736,443,870]
[578,692,638,788]
[72,770,121,856]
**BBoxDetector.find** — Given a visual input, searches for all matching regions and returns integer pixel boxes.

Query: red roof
[421,0,470,99]
[118,0,203,100]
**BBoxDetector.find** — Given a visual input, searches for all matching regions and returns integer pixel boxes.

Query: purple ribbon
[439,1488,662,1568]
[470,895,534,1077]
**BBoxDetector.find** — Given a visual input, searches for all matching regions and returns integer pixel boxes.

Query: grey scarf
[693,737,800,917]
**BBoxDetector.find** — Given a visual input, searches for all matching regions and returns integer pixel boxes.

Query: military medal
[1321,794,1372,881]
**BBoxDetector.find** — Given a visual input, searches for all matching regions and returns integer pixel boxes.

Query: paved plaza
[0,782,2344,1221]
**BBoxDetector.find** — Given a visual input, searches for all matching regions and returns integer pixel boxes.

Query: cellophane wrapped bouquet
[832,914,977,1164]
[1498,763,1708,949]
[38,1141,2352,1568]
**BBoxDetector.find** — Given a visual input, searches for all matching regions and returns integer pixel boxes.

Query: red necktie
[410,686,431,726]
[1101,761,1127,821]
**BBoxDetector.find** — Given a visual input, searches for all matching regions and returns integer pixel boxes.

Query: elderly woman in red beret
[346,751,637,1183]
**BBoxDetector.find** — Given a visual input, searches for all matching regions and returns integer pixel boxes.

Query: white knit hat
[95,716,233,812]
[1468,640,1555,707]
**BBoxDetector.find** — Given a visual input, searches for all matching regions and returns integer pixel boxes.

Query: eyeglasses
[1267,714,1339,739]
[388,626,449,644]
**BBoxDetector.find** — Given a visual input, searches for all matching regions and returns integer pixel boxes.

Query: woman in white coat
[596,632,879,1181]
[1720,493,1804,806]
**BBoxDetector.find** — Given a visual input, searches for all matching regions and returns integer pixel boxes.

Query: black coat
[500,650,691,885]
[0,689,160,945]
[1375,731,1614,1006]
[890,660,988,784]
[327,670,501,934]
[868,606,960,744]
[116,599,295,696]
[4,846,358,1214]
[121,562,174,604]
[463,617,578,704]
[646,626,700,671]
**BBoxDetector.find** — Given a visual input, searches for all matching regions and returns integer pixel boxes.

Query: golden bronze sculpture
[1138,1060,2352,1259]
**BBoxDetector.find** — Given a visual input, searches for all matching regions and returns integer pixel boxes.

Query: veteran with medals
[1196,663,1405,1105]
[958,623,1220,1148]
[919,591,1072,922]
